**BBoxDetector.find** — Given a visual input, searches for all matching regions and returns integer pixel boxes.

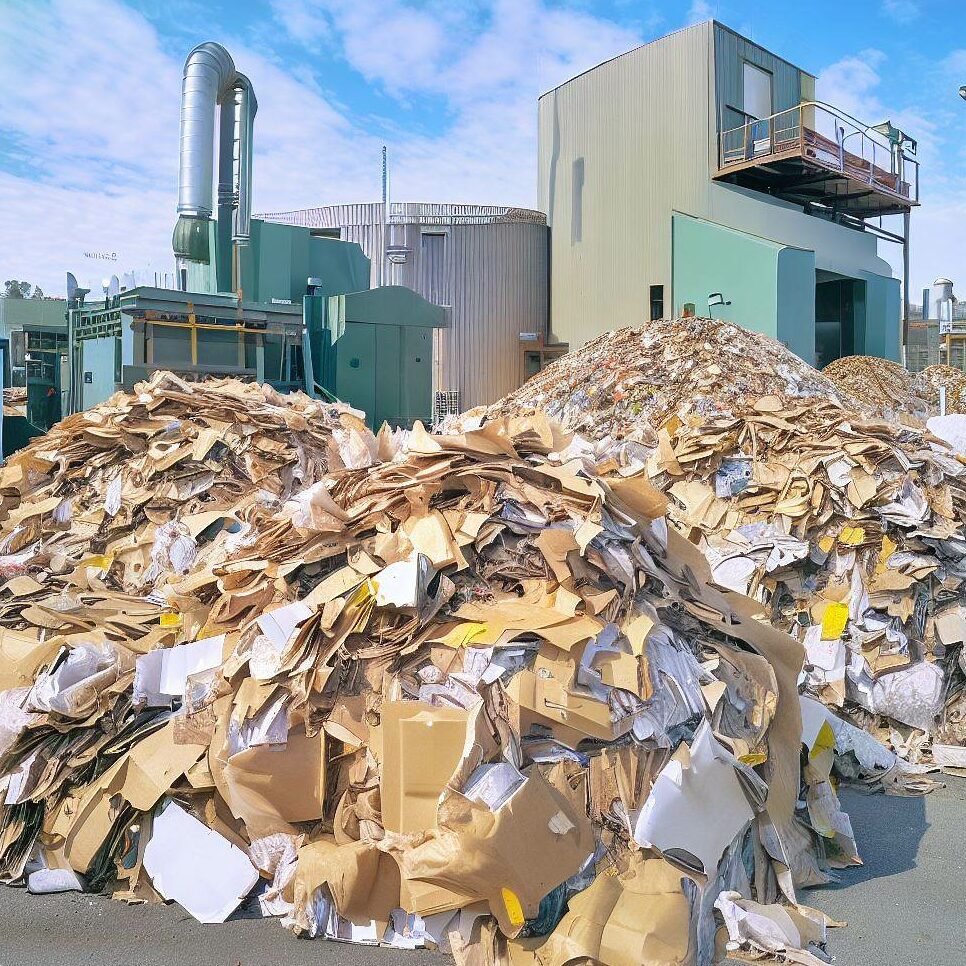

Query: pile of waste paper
[823,354,929,423]
[914,364,966,415]
[2,387,27,420]
[0,375,863,965]
[479,320,966,762]
[476,318,857,440]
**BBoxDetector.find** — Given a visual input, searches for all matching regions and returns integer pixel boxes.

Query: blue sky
[2,0,965,299]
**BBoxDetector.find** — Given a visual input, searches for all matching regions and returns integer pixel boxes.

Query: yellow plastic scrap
[809,720,836,760]
[434,622,488,649]
[80,554,114,571]
[878,535,898,568]
[821,602,849,641]
[502,887,525,928]
[839,526,865,546]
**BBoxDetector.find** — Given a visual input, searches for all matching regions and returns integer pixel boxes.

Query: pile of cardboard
[476,318,858,441]
[480,320,966,758]
[915,365,966,415]
[0,369,377,670]
[823,355,929,423]
[2,388,27,420]
[0,383,852,965]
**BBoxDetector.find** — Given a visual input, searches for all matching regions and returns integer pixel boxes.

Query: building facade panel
[538,19,904,363]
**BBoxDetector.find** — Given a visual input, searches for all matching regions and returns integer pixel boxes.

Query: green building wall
[672,213,900,366]
[776,246,817,364]
[672,212,816,362]
[79,337,118,410]
[860,273,901,362]
[187,218,371,304]
[0,297,67,338]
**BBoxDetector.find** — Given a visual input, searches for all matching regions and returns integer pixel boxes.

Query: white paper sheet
[633,720,754,875]
[144,801,258,923]
[134,636,225,707]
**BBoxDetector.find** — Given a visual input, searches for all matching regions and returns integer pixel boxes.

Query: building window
[571,157,584,244]
[742,62,772,121]
[649,284,664,321]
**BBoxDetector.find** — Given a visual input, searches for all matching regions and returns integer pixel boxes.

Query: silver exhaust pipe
[174,42,257,288]
[178,42,236,219]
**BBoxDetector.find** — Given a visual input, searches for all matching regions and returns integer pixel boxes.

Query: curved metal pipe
[229,74,257,242]
[178,42,236,218]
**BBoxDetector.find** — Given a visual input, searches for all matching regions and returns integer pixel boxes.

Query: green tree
[3,280,32,298]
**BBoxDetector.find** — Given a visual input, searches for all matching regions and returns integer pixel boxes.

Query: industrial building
[258,202,557,413]
[906,277,966,372]
[0,296,69,450]
[7,21,921,457]
[538,20,917,366]
[67,43,446,430]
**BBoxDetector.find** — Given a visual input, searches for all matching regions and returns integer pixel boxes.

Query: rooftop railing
[718,101,919,206]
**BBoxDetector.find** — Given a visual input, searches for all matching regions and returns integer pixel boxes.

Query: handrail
[718,101,919,204]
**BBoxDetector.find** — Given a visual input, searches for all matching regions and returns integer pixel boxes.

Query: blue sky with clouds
[2,0,965,298]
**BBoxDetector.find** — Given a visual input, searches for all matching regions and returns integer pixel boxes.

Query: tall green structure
[72,218,446,430]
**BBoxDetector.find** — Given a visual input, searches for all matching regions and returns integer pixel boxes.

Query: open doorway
[815,272,864,367]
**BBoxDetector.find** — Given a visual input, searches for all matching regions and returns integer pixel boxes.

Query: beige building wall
[538,21,892,350]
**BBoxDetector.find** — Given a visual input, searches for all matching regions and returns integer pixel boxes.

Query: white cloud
[270,0,643,206]
[0,0,383,293]
[687,0,714,25]
[1,0,645,294]
[882,0,919,24]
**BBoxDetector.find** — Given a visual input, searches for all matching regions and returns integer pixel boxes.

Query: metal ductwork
[174,42,257,287]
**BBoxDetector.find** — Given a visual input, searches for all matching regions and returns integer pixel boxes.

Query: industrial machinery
[65,42,446,433]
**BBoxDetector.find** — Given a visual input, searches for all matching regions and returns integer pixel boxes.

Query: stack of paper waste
[0,380,846,965]
[479,319,966,760]
[914,365,966,415]
[0,369,377,674]
[823,354,929,423]
[474,318,860,440]
[2,388,27,420]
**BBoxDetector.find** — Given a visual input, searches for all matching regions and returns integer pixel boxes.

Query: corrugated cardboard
[222,725,327,837]
[400,770,594,937]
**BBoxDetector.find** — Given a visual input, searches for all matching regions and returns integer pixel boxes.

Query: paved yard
[1,779,964,965]
[802,777,966,965]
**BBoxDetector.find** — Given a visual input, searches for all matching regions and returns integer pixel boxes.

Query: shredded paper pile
[0,370,876,965]
[823,354,929,423]
[914,365,966,415]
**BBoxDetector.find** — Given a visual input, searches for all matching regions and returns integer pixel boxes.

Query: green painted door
[400,326,433,428]
[335,322,376,422]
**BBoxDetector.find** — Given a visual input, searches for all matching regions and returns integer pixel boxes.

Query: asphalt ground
[802,776,966,966]
[1,779,964,965]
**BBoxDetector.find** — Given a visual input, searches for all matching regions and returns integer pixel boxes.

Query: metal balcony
[715,101,919,218]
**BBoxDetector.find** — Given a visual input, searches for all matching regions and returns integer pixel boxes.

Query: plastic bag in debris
[0,689,36,759]
[148,521,197,580]
[26,642,128,718]
[715,890,835,966]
